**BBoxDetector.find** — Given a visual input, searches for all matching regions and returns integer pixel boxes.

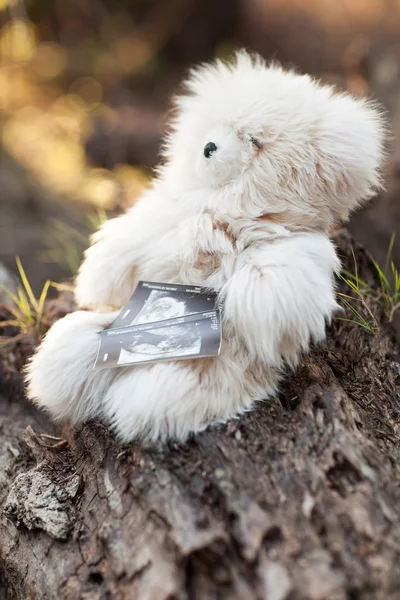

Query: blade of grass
[341,298,367,320]
[49,281,74,293]
[385,233,396,274]
[340,298,375,330]
[37,279,51,325]
[337,292,364,302]
[351,248,360,289]
[17,287,31,315]
[0,283,20,306]
[392,261,400,303]
[372,258,390,296]
[342,278,363,294]
[16,257,39,312]
[336,317,374,332]
[0,319,21,327]
[340,269,370,289]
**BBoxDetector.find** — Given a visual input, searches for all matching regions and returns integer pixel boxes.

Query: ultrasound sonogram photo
[117,322,202,365]
[110,281,218,330]
[130,291,187,325]
[95,310,221,369]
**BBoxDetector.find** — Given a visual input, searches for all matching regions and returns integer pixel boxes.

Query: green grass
[338,234,400,335]
[0,258,72,336]
[371,233,400,322]
[0,210,106,336]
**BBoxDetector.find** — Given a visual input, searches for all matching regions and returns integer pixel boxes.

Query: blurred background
[0,0,399,295]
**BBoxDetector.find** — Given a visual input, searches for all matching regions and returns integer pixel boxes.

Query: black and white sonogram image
[118,321,201,365]
[110,281,218,329]
[128,290,187,325]
[95,310,221,369]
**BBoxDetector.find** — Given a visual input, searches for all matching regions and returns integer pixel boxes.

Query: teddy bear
[26,51,385,442]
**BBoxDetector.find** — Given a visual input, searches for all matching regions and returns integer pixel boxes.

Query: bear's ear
[181,51,264,99]
[316,91,387,222]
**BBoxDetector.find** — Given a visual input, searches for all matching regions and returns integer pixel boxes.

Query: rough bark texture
[0,231,399,600]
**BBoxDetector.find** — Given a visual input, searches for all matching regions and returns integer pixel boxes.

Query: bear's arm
[75,192,179,310]
[220,233,341,367]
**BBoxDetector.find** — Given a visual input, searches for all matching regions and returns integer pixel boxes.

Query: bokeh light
[0,7,150,217]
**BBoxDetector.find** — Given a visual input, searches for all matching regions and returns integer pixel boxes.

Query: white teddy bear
[26,51,385,442]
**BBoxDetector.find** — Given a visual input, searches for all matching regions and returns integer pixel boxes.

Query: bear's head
[162,51,386,231]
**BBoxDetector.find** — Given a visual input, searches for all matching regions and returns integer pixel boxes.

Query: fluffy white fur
[26,51,385,442]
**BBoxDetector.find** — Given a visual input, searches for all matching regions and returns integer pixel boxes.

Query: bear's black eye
[204,142,217,158]
[250,136,263,149]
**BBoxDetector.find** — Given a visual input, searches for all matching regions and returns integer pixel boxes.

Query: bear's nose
[204,142,217,158]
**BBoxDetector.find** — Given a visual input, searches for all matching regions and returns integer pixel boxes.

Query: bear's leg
[26,310,118,424]
[102,354,253,442]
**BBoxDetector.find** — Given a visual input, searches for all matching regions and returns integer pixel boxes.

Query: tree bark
[0,231,399,600]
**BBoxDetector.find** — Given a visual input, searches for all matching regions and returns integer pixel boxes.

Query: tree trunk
[0,231,399,600]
